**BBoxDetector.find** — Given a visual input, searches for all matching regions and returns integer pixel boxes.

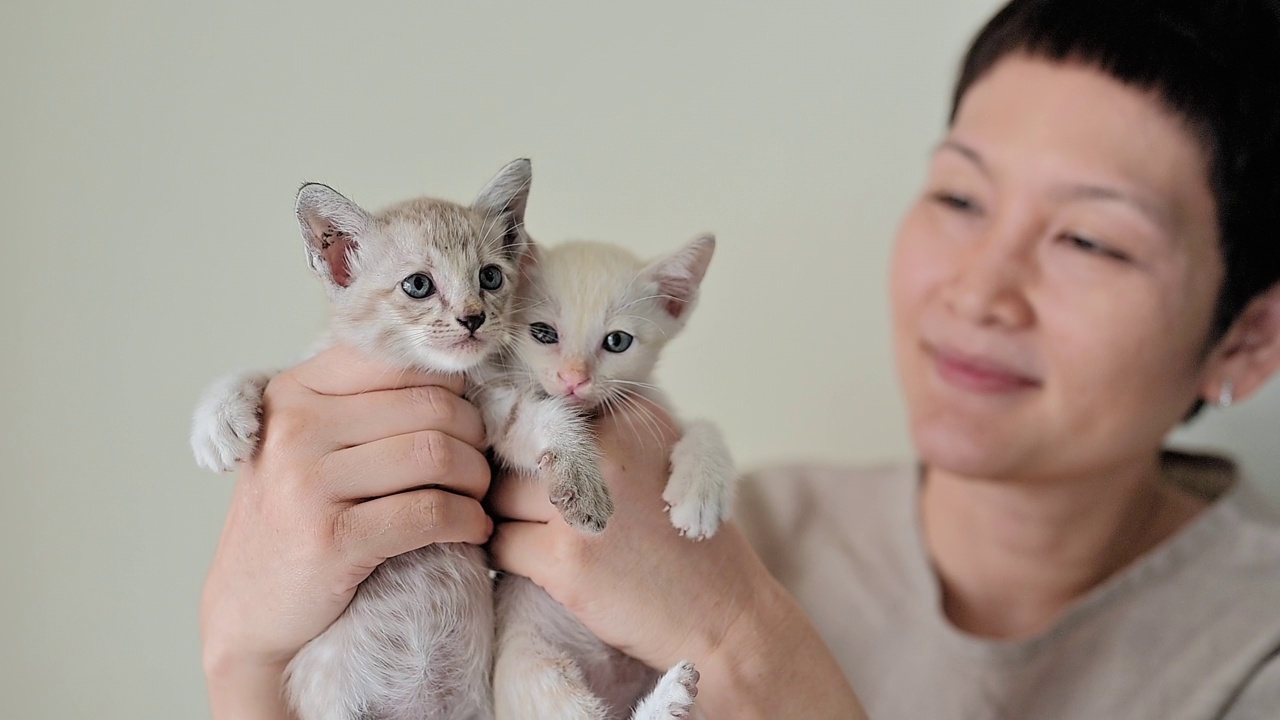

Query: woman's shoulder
[736,462,914,536]
[734,462,923,588]
[1163,450,1280,560]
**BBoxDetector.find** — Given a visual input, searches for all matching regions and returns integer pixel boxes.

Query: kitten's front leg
[190,370,273,473]
[663,418,736,541]
[487,391,613,533]
[540,411,614,534]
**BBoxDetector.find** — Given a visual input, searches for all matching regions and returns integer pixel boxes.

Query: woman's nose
[942,230,1035,329]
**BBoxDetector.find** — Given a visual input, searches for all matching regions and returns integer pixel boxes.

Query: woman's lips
[926,343,1041,394]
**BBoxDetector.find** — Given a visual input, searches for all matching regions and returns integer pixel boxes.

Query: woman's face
[891,56,1223,482]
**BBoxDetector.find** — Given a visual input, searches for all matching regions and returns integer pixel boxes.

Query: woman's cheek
[891,208,958,319]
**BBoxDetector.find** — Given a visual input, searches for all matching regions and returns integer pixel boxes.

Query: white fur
[190,370,271,473]
[285,545,494,720]
[493,236,736,719]
[494,576,695,720]
[631,663,700,720]
[664,418,735,540]
[470,379,613,533]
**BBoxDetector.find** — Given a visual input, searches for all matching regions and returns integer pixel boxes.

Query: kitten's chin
[549,387,601,412]
[408,343,491,374]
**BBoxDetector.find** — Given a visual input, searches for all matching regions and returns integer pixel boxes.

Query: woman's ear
[1201,281,1280,406]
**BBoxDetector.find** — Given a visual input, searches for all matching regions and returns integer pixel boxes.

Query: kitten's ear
[644,233,716,320]
[473,158,532,263]
[295,183,372,290]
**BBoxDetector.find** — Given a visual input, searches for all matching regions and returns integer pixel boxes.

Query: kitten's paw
[662,420,735,541]
[664,491,723,541]
[545,453,614,534]
[190,372,271,473]
[637,661,699,720]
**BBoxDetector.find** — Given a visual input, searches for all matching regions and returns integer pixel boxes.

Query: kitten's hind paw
[633,661,699,720]
[544,452,614,534]
[190,371,271,473]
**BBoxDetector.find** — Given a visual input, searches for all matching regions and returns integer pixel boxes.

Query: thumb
[489,520,566,590]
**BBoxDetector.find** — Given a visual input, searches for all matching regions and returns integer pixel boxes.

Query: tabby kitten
[191,159,604,720]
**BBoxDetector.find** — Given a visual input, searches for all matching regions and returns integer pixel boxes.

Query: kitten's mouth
[559,390,603,411]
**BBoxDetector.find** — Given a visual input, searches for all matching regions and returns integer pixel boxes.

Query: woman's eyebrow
[1051,184,1175,235]
[934,140,992,179]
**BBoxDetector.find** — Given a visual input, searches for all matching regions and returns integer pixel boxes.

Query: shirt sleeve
[1221,653,1280,720]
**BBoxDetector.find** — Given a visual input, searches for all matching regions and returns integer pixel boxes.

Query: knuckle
[415,386,457,425]
[262,404,314,451]
[413,430,451,473]
[305,516,341,561]
[327,508,373,564]
[261,371,299,406]
[416,490,450,530]
[329,507,359,546]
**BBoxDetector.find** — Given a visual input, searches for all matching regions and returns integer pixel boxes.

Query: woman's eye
[930,191,980,213]
[530,322,559,344]
[400,273,435,299]
[603,331,634,353]
[1063,233,1129,262]
[479,265,504,291]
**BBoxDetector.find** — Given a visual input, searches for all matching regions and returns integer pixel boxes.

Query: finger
[322,385,486,450]
[290,344,467,396]
[489,520,559,585]
[341,489,494,564]
[486,470,557,523]
[323,431,492,501]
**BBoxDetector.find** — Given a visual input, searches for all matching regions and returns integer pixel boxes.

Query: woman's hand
[200,345,494,719]
[488,399,867,719]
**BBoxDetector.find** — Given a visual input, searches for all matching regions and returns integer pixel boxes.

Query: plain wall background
[4,1,1278,717]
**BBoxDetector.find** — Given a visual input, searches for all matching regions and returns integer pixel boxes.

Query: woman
[201,1,1280,717]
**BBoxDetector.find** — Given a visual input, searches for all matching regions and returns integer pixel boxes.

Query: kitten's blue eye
[479,265,504,291]
[401,273,435,299]
[530,322,559,344]
[603,331,633,353]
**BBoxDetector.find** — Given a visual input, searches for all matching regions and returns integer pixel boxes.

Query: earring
[1218,380,1235,409]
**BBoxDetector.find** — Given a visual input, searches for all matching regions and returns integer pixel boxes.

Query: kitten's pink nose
[557,368,591,394]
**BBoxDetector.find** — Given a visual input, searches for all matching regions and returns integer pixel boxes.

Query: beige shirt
[737,455,1280,719]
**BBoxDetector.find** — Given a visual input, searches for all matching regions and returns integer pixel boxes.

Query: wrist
[204,650,293,720]
[695,568,867,720]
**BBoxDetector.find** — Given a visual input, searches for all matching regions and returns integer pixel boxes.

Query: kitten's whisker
[478,212,502,253]
[617,293,672,312]
[619,314,667,336]
[615,389,663,454]
[610,379,660,391]
[608,390,645,449]
[627,393,667,452]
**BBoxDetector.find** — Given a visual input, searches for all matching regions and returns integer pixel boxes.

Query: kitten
[490,236,737,720]
[191,159,609,720]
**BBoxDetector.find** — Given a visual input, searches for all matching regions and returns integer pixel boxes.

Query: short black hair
[951,0,1280,340]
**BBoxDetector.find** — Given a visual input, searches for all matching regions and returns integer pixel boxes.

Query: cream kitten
[191,159,607,720]
[491,236,736,720]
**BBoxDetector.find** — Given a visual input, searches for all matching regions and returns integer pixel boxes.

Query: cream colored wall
[3,1,1277,717]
